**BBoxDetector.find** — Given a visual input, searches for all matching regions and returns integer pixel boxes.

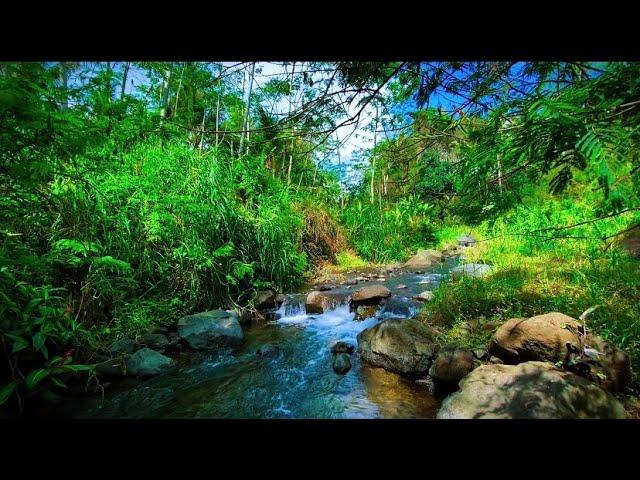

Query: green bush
[342,195,436,263]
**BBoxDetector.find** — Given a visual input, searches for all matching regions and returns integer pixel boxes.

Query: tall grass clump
[342,195,436,263]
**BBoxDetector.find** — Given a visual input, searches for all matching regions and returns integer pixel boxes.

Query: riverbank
[29,233,639,419]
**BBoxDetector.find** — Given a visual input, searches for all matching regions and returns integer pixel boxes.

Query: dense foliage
[0,62,343,411]
[1,61,639,413]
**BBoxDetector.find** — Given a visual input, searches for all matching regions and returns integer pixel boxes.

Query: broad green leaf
[33,331,46,351]
[25,369,50,390]
[0,380,19,405]
[61,364,93,373]
[9,335,29,354]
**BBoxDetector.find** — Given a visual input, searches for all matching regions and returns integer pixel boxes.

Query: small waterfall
[379,296,421,319]
[275,295,306,317]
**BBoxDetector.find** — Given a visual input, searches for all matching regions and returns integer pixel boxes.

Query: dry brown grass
[295,203,347,266]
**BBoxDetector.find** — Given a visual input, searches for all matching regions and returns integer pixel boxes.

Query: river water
[55,261,457,419]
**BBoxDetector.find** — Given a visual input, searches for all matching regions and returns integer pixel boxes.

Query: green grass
[335,250,370,270]
[422,200,640,383]
[341,197,436,263]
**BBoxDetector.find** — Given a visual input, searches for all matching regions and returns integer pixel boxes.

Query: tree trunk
[160,66,172,118]
[105,62,114,101]
[58,62,69,110]
[199,108,207,152]
[287,62,296,185]
[239,62,255,156]
[336,132,344,211]
[215,93,220,147]
[497,154,503,193]
[120,61,130,100]
[173,63,185,117]
[370,104,379,204]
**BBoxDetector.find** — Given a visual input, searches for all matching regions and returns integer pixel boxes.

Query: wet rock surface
[254,289,279,310]
[256,344,281,357]
[108,338,139,356]
[236,308,253,326]
[125,348,174,377]
[355,304,378,321]
[306,290,338,314]
[177,310,244,350]
[141,333,169,351]
[95,358,127,378]
[350,284,391,307]
[54,252,633,420]
[357,318,439,377]
[331,341,355,355]
[333,353,352,374]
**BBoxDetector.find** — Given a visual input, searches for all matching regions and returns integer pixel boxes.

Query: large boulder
[108,337,139,356]
[357,318,439,377]
[429,348,477,385]
[306,291,337,314]
[125,348,174,377]
[177,310,244,350]
[490,313,581,363]
[450,263,492,279]
[403,249,444,270]
[489,312,631,392]
[437,361,627,419]
[140,333,169,351]
[350,284,391,308]
[254,289,278,310]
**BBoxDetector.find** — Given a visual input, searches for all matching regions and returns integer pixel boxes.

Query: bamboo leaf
[24,369,50,390]
[0,380,19,405]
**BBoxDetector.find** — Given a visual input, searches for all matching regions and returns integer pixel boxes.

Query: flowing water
[54,261,458,419]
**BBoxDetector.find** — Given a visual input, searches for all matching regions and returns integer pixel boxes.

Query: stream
[52,259,459,419]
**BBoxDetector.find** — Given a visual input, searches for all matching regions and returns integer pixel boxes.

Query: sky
[252,62,385,188]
